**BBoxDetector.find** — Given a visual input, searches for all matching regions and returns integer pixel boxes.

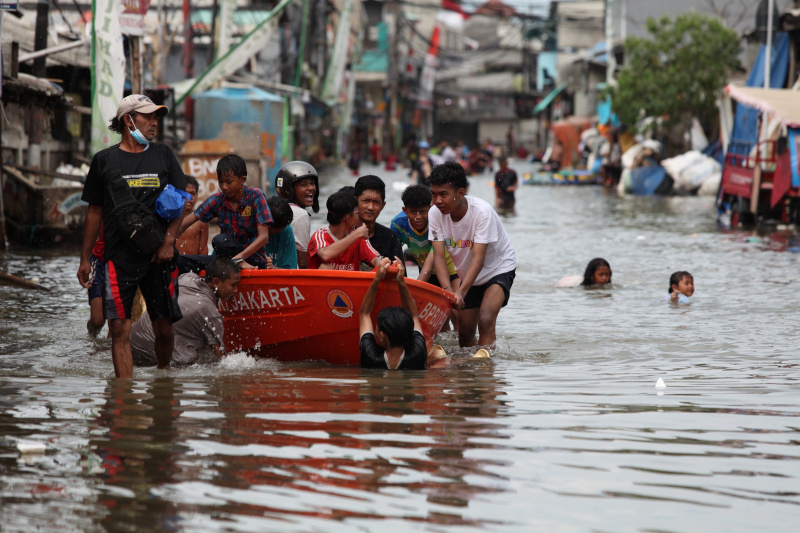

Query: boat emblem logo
[326,289,353,318]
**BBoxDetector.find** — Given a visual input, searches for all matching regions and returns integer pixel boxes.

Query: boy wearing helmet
[275,161,320,268]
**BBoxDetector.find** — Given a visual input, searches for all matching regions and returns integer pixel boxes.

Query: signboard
[119,0,150,36]
[180,140,231,203]
[91,0,126,154]
[1,4,19,10]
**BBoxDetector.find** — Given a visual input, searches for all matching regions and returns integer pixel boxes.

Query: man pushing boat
[428,161,517,350]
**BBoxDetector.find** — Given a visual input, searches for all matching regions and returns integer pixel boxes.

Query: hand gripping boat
[219,269,456,365]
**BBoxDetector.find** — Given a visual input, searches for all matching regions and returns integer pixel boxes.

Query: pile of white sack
[660,150,721,196]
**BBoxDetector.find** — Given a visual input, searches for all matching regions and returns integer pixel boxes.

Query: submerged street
[1,161,799,531]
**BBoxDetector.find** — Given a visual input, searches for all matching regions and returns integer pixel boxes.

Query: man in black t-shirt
[353,175,403,271]
[494,156,518,209]
[76,94,187,378]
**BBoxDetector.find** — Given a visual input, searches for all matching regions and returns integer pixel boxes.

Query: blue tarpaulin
[631,165,671,195]
[730,32,790,147]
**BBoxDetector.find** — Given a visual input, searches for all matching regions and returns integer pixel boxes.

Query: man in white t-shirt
[428,161,516,349]
[275,161,320,268]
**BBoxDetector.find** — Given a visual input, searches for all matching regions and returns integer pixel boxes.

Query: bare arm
[359,259,390,335]
[199,223,209,255]
[316,225,369,262]
[154,204,188,263]
[431,241,453,293]
[77,205,102,287]
[452,242,488,309]
[417,250,436,282]
[296,250,309,269]
[395,260,421,331]
[235,224,270,262]
[178,212,199,237]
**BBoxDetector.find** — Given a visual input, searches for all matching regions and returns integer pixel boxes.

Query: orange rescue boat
[220,269,455,365]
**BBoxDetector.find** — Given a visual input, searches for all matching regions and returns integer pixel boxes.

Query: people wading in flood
[428,161,517,351]
[76,95,187,378]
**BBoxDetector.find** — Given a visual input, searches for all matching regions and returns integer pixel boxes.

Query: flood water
[1,161,799,532]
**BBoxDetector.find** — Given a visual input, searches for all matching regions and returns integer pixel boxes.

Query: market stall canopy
[725,85,800,128]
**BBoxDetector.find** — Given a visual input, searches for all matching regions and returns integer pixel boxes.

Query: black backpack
[107,147,165,257]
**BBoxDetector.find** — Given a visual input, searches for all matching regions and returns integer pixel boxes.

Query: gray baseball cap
[115,94,168,119]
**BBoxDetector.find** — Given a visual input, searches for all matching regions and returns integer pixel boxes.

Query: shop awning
[533,81,568,114]
[725,84,800,127]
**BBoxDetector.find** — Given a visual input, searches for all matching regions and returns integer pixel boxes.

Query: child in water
[359,258,427,370]
[554,258,612,287]
[663,271,694,303]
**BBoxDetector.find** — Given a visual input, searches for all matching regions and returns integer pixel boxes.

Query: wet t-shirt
[360,329,427,370]
[263,225,298,269]
[290,203,311,252]
[81,143,186,261]
[428,195,517,286]
[390,212,457,276]
[495,168,518,202]
[307,227,379,270]
[360,222,404,270]
[130,273,224,366]
[369,223,404,262]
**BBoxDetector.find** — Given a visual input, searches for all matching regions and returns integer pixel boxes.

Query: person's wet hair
[377,306,414,347]
[355,175,386,201]
[326,191,358,225]
[267,196,294,229]
[185,175,200,191]
[582,258,611,286]
[203,257,240,283]
[429,160,468,190]
[401,184,432,209]
[668,271,693,293]
[216,154,248,180]
[337,185,356,197]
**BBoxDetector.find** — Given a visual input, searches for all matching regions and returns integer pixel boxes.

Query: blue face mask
[127,116,150,146]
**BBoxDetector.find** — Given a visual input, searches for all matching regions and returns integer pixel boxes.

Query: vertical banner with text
[91,0,126,154]
[321,0,353,104]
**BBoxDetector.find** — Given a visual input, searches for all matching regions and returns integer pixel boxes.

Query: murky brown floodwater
[2,161,799,532]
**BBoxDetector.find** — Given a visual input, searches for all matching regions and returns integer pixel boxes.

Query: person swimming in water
[663,271,694,303]
[554,258,612,288]
[581,258,612,286]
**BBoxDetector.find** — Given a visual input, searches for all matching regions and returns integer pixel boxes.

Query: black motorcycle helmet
[275,161,320,213]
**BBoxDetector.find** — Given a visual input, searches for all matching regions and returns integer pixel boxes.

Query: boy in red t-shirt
[308,190,381,270]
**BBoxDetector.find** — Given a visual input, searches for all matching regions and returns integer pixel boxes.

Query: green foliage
[612,13,741,134]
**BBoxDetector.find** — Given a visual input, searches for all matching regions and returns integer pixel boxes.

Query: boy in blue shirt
[391,185,460,292]
[263,196,298,269]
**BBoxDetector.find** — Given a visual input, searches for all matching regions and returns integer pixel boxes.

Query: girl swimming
[554,258,612,287]
[665,271,694,303]
[581,258,612,286]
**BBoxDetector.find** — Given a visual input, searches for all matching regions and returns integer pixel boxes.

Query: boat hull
[220,269,455,365]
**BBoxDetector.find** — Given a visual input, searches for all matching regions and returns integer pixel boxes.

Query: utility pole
[27,0,49,167]
[605,0,616,87]
[389,2,401,152]
[183,0,194,140]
